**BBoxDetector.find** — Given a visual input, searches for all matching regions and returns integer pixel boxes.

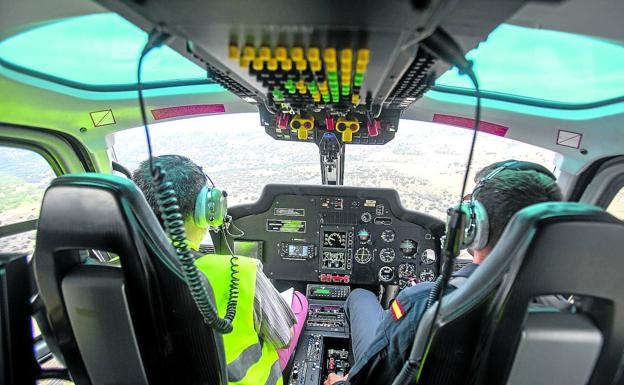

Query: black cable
[221,231,240,322]
[414,71,480,384]
[391,27,481,385]
[426,276,444,309]
[137,25,171,175]
[137,27,235,333]
[457,71,481,204]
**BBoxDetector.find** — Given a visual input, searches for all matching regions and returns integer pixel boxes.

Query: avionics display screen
[233,240,263,260]
[323,231,347,248]
[321,251,346,269]
[288,244,312,258]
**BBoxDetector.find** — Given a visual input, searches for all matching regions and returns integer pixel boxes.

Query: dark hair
[474,162,563,249]
[132,155,207,225]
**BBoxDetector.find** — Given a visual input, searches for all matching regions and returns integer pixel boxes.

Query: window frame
[579,156,624,209]
[0,123,89,242]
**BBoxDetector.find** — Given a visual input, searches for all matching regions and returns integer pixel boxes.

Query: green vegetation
[0,173,43,210]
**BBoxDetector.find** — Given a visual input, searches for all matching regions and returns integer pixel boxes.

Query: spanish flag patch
[391,298,406,321]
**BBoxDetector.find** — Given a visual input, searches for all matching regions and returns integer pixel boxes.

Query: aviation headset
[192,168,228,229]
[448,160,556,250]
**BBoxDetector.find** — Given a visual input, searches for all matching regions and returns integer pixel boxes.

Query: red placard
[151,104,225,120]
[433,113,508,137]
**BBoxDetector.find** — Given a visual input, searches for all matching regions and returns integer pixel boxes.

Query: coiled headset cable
[137,27,236,334]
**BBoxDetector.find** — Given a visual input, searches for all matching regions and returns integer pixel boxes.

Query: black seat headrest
[411,202,624,385]
[33,173,226,385]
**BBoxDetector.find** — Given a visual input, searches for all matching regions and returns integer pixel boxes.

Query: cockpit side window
[0,146,55,254]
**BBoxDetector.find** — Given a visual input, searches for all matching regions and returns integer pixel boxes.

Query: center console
[288,284,353,385]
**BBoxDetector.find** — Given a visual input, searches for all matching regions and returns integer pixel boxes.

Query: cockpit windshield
[113,113,556,220]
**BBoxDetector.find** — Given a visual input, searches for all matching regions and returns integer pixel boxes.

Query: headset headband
[472,160,555,200]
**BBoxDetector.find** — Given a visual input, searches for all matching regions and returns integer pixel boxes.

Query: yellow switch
[281,59,293,71]
[275,46,287,61]
[296,60,308,71]
[228,45,239,60]
[242,46,255,60]
[324,48,337,62]
[352,94,360,105]
[259,46,271,60]
[326,61,337,72]
[252,58,264,71]
[340,48,353,64]
[311,60,322,72]
[318,81,328,92]
[292,47,304,61]
[239,58,250,68]
[335,118,360,143]
[357,48,370,64]
[308,47,320,61]
[268,58,278,71]
[356,62,367,73]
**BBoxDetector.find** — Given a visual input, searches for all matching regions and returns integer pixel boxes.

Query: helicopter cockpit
[1,0,624,384]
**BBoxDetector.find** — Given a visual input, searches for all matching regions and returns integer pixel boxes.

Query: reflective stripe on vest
[228,339,263,381]
[195,254,282,385]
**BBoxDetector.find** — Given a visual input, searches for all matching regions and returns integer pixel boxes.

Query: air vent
[321,212,358,225]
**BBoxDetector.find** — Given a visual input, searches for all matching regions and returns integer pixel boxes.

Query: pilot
[324,160,562,385]
[133,154,308,384]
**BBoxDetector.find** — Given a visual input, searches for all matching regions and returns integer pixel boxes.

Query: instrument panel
[226,185,443,287]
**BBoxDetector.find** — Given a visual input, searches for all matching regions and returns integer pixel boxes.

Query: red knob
[367,119,380,137]
[325,115,335,131]
[277,114,290,129]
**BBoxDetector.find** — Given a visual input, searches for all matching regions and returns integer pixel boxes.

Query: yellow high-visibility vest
[195,254,282,385]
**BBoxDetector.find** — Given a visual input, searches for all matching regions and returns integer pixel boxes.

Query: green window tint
[435,24,624,104]
[0,13,206,86]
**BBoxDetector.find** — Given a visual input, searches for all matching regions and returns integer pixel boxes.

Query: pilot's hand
[324,373,348,385]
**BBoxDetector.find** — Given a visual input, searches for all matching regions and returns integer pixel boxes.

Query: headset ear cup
[469,200,489,250]
[194,186,210,229]
[446,203,471,250]
[210,188,228,227]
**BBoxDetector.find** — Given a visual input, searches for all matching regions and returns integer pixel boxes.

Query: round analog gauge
[378,266,394,282]
[379,248,395,263]
[381,229,396,243]
[355,247,372,264]
[361,212,372,223]
[419,268,436,282]
[324,232,346,248]
[357,229,371,243]
[400,239,418,258]
[398,263,416,278]
[421,249,436,265]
